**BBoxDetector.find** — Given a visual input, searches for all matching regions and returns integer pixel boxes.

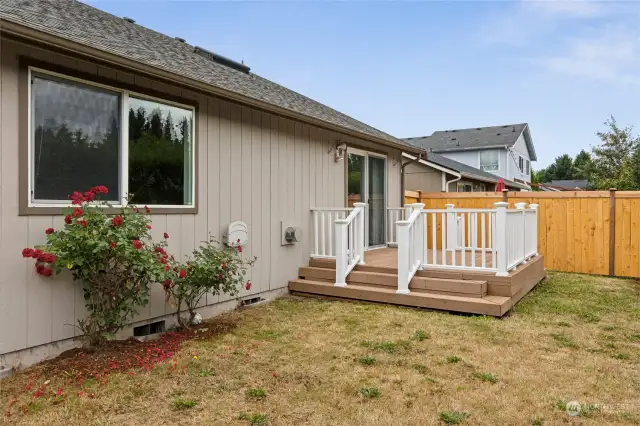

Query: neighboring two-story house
[403,123,536,189]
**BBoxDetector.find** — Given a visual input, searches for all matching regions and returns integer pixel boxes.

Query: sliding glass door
[347,149,387,248]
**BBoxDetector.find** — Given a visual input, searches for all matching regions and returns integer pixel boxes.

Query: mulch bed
[16,317,238,388]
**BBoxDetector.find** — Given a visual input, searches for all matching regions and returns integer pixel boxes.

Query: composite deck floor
[365,247,495,270]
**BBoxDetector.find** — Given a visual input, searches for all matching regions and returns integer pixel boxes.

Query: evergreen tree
[572,150,593,181]
[162,111,174,141]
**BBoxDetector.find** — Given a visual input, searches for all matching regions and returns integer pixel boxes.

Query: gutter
[0,21,423,155]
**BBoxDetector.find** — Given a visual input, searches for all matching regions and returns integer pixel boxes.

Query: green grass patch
[531,415,544,425]
[446,355,462,364]
[412,330,431,341]
[239,413,268,425]
[246,388,267,399]
[360,339,409,353]
[473,372,498,384]
[439,410,469,424]
[172,398,197,409]
[550,332,579,348]
[611,353,630,360]
[358,387,381,398]
[412,363,428,374]
[358,356,376,366]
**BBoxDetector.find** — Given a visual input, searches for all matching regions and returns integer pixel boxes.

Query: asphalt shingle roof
[0,0,416,150]
[426,153,528,190]
[404,123,529,153]
[549,180,589,190]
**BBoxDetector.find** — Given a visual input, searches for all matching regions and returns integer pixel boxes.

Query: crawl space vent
[133,320,165,337]
[241,297,266,307]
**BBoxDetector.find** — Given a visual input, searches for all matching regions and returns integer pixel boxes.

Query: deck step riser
[299,267,487,296]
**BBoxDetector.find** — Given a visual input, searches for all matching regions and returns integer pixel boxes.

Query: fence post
[502,189,509,204]
[354,202,366,265]
[529,204,539,256]
[609,188,617,276]
[494,202,509,276]
[515,202,527,263]
[446,204,456,250]
[334,220,348,287]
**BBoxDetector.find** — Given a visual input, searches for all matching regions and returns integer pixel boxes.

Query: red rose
[144,205,151,213]
[163,279,172,288]
[237,246,243,253]
[178,269,187,279]
[39,253,56,264]
[64,215,72,224]
[83,191,95,202]
[146,224,152,230]
[160,257,167,264]
[21,248,34,258]
[91,185,108,194]
[32,249,43,259]
[68,191,84,205]
[110,242,117,248]
[133,207,139,213]
[72,207,84,218]
[111,216,123,227]
[221,263,227,270]
[163,232,169,239]
[40,268,53,277]
[164,265,170,271]
[245,281,252,290]
[217,273,223,280]
[77,219,88,227]
[155,247,165,254]
[132,240,143,250]
[45,228,54,235]
[35,264,45,274]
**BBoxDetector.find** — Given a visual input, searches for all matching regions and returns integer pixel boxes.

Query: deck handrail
[311,207,352,258]
[334,203,366,286]
[396,203,425,294]
[386,205,410,246]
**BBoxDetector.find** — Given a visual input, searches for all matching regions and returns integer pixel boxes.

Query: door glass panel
[347,153,365,206]
[368,156,386,246]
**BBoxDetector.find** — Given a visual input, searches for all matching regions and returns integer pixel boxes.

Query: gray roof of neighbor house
[403,123,537,161]
[549,180,589,190]
[0,0,419,152]
[426,153,529,190]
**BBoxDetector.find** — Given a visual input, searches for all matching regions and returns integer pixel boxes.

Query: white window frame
[525,159,530,175]
[518,156,524,173]
[479,150,499,172]
[27,66,196,209]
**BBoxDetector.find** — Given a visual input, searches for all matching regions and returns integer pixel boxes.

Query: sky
[87,0,640,168]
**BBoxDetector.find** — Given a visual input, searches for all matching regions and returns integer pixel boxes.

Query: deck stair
[289,257,523,316]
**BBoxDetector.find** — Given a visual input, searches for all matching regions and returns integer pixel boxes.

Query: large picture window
[479,150,499,172]
[29,68,195,209]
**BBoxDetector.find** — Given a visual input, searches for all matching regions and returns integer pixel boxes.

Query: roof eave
[522,125,537,161]
[431,144,510,153]
[0,19,422,155]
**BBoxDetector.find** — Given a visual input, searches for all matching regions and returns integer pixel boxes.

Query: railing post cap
[529,203,539,209]
[445,203,455,208]
[515,202,527,209]
[353,202,366,207]
[411,203,425,208]
[494,201,509,207]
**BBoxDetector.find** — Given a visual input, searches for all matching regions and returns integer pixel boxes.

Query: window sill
[19,205,198,216]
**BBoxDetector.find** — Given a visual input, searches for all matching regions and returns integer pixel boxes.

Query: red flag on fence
[495,178,505,192]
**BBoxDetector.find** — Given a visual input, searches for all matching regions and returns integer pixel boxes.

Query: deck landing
[289,248,545,316]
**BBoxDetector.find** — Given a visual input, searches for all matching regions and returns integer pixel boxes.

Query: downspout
[445,173,461,192]
[400,152,423,205]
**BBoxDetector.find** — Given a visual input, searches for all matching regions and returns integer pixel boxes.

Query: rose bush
[21,186,170,346]
[162,237,256,329]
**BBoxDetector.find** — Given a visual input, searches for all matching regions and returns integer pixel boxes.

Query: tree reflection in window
[128,97,193,206]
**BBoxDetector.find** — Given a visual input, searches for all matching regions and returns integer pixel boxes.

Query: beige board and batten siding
[0,37,403,359]
[404,162,444,193]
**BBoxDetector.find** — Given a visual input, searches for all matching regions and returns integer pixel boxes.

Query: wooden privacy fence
[404,190,640,278]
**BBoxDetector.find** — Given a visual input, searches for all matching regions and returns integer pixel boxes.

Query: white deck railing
[311,207,352,258]
[396,204,425,294]
[396,202,539,292]
[386,206,410,246]
[335,203,366,286]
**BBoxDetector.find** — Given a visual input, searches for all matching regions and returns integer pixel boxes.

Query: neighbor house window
[525,159,530,175]
[479,151,498,172]
[518,156,524,173]
[457,183,472,192]
[29,68,195,208]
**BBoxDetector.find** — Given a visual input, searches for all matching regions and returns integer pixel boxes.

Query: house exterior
[549,180,589,190]
[0,0,423,368]
[403,123,537,187]
[403,152,529,193]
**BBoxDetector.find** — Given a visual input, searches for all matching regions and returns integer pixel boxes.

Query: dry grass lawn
[2,272,640,425]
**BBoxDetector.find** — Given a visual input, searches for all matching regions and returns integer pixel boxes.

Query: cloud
[525,0,604,18]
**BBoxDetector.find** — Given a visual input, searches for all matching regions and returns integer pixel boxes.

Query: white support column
[530,203,539,256]
[411,203,425,268]
[515,202,527,264]
[334,221,348,287]
[446,203,456,250]
[354,202,366,264]
[396,221,411,294]
[494,201,509,276]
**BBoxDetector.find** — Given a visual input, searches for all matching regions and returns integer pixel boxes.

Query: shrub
[20,186,170,346]
[162,236,256,328]
[358,387,380,398]
[439,410,469,424]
